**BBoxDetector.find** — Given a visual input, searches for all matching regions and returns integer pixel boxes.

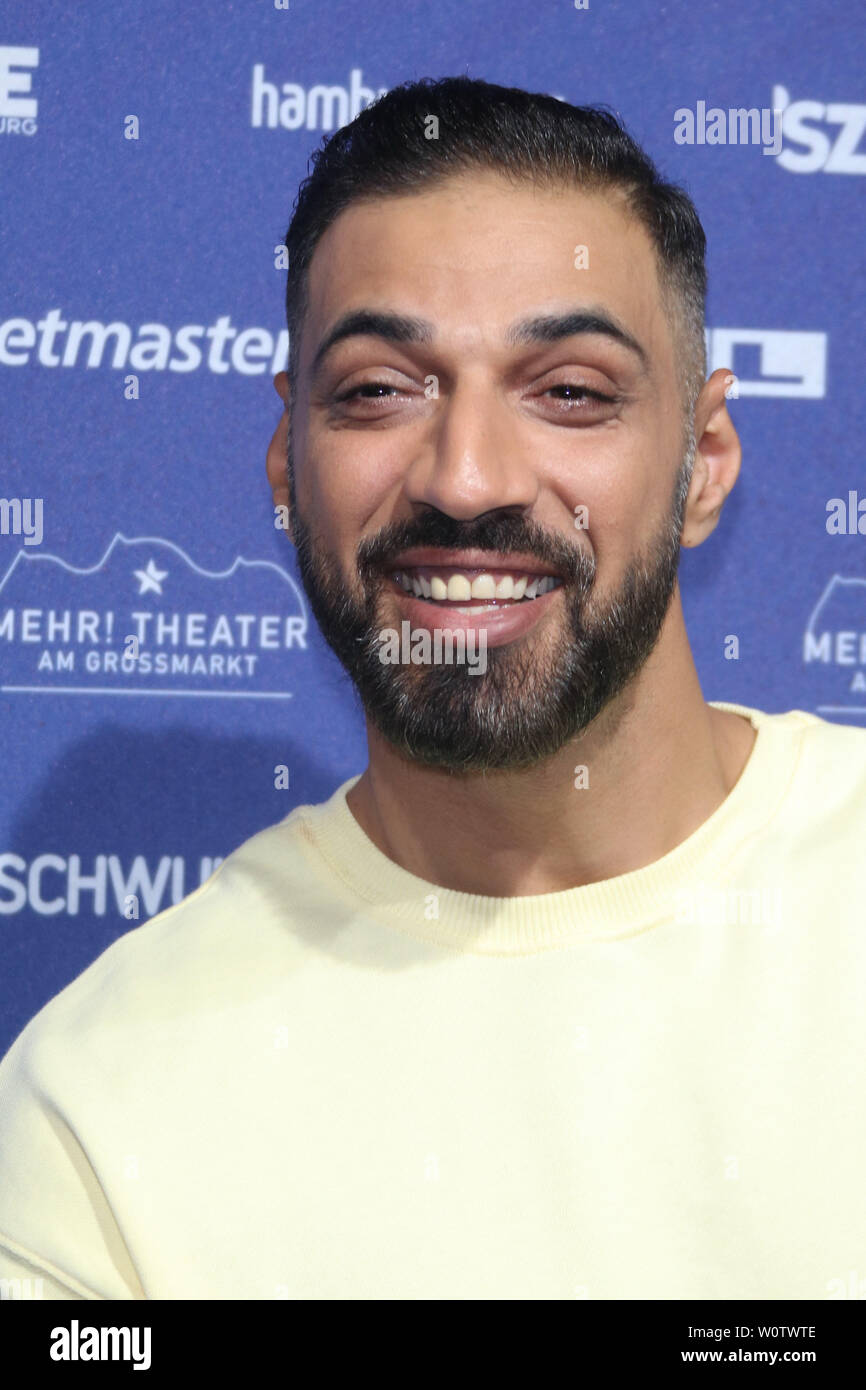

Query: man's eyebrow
[309,305,649,379]
[506,308,649,371]
[310,311,433,380]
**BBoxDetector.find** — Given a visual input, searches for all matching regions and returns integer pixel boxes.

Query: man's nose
[401,379,540,520]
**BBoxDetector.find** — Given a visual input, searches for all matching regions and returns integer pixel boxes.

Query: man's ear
[680,367,742,548]
[272,370,290,410]
[266,371,293,541]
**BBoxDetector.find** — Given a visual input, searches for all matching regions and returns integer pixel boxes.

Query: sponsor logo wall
[0,1,862,1056]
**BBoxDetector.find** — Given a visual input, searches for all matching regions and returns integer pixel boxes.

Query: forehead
[302,171,673,371]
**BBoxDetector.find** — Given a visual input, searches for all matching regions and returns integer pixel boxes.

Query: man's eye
[335,382,400,402]
[544,384,617,408]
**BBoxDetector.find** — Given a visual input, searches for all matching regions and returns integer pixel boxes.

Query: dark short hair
[284,75,707,425]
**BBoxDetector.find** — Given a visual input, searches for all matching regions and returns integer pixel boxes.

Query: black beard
[287,456,691,774]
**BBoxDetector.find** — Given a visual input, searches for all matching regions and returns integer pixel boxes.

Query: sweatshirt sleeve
[0,1024,143,1301]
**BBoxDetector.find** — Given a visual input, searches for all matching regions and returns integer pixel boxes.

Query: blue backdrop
[1,0,864,1060]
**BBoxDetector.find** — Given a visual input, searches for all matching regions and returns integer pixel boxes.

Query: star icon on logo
[134,559,169,595]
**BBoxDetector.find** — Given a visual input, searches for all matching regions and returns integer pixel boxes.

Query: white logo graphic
[0,311,289,376]
[0,854,223,918]
[803,576,866,716]
[134,559,168,595]
[0,45,38,136]
[706,329,826,398]
[251,65,386,130]
[0,534,308,698]
[773,84,866,174]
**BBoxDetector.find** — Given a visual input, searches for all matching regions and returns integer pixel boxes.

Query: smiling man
[270,159,755,887]
[1,77,865,1303]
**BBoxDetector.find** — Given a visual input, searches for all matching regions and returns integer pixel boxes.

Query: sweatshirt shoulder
[0,799,335,1070]
[730,703,866,818]
[714,700,866,766]
[770,706,866,768]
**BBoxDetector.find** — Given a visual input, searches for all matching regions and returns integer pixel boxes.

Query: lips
[386,548,562,578]
[387,574,562,648]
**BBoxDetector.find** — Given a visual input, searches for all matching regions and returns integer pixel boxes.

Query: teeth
[446,574,473,601]
[393,570,562,602]
[470,573,497,600]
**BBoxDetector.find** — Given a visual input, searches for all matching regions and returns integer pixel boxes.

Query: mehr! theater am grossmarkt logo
[0,534,309,700]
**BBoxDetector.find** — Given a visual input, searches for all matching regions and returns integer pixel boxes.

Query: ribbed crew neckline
[290,702,805,955]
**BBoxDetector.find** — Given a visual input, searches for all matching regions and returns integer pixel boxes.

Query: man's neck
[344,614,757,898]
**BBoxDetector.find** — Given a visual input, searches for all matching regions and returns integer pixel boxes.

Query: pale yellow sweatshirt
[1,701,865,1301]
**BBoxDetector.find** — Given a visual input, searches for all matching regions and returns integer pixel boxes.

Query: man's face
[286,171,694,772]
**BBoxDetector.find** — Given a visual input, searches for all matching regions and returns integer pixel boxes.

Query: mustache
[356,510,591,586]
